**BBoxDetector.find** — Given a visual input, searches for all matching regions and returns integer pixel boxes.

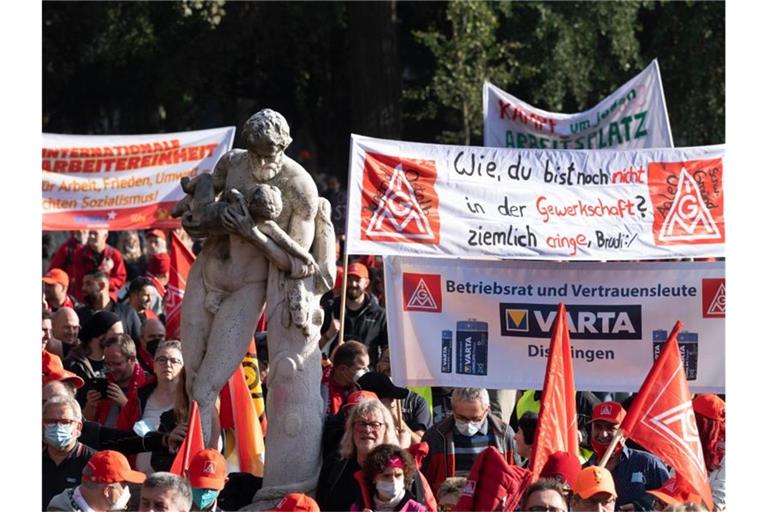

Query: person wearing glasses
[132,340,184,473]
[572,466,618,512]
[317,400,399,511]
[520,478,570,512]
[42,395,97,508]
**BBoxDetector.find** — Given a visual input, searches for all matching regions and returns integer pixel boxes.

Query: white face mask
[376,477,405,500]
[353,367,368,382]
[455,419,482,437]
[110,485,131,511]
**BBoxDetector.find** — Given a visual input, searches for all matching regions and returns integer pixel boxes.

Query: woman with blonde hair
[318,400,398,511]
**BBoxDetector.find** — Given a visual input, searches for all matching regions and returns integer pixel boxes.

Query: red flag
[528,303,579,480]
[170,400,204,476]
[620,321,714,510]
[165,232,195,339]
[228,364,265,477]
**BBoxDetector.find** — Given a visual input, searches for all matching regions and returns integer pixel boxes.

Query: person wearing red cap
[77,269,142,345]
[540,451,582,491]
[692,394,725,511]
[145,229,168,257]
[47,449,145,511]
[188,449,228,511]
[44,268,80,312]
[571,466,618,512]
[43,395,97,509]
[269,493,319,512]
[585,401,669,510]
[70,229,127,304]
[320,261,388,368]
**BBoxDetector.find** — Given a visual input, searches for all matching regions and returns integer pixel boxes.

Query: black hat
[357,371,409,400]
[80,310,120,342]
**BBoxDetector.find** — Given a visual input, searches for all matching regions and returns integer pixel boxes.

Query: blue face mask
[192,488,219,510]
[44,423,74,449]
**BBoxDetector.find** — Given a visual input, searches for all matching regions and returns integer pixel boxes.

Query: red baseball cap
[647,475,702,507]
[692,394,725,422]
[591,401,626,425]
[188,448,228,490]
[270,493,319,512]
[82,450,146,484]
[347,262,369,280]
[43,268,69,289]
[540,451,582,488]
[146,228,166,240]
[343,390,378,410]
[42,351,85,389]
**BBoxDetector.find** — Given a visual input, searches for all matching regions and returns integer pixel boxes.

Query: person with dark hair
[137,318,166,374]
[515,411,538,466]
[355,444,426,511]
[85,333,150,430]
[77,269,142,343]
[320,262,388,367]
[64,310,124,406]
[320,340,370,417]
[127,276,160,322]
[520,477,569,512]
[692,394,725,511]
[71,229,127,303]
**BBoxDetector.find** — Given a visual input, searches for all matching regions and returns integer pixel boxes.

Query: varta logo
[499,303,642,340]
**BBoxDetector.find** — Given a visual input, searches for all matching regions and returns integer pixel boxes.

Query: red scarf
[96,362,150,431]
[321,366,350,416]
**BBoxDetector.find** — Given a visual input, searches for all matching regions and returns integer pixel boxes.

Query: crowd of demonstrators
[42,217,724,510]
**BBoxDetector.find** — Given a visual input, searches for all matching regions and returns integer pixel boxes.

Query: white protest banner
[384,256,724,393]
[346,135,724,260]
[42,127,235,230]
[483,59,673,149]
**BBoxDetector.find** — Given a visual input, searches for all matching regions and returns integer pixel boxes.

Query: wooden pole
[337,252,350,346]
[597,431,625,468]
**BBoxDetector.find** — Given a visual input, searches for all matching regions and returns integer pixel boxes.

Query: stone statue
[173,109,335,506]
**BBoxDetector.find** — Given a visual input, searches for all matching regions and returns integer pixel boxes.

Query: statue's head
[242,109,292,181]
[248,184,283,221]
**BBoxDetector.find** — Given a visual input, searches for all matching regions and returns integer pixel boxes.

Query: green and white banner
[483,60,673,149]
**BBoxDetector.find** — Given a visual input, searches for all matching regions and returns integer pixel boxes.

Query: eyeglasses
[579,495,616,507]
[155,356,183,366]
[43,418,78,426]
[354,421,384,432]
[528,506,566,512]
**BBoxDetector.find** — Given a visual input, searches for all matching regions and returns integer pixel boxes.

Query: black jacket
[322,293,388,367]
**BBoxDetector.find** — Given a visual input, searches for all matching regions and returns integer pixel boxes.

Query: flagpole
[337,251,350,348]
[597,431,625,468]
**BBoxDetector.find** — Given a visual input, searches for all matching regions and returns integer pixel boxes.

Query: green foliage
[406,1,525,145]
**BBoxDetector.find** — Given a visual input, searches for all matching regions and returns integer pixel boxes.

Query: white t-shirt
[135,392,172,474]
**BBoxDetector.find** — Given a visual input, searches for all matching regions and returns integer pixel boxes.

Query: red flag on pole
[528,303,580,481]
[228,364,265,477]
[169,400,204,476]
[165,232,195,340]
[620,321,714,510]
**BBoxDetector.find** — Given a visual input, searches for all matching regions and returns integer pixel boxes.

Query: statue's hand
[222,204,255,238]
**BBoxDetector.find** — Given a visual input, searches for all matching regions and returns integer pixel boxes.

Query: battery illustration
[456,319,488,376]
[441,330,453,373]
[652,329,699,380]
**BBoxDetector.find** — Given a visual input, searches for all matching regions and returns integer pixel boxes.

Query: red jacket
[49,235,83,296]
[421,414,517,495]
[454,446,532,512]
[71,244,127,302]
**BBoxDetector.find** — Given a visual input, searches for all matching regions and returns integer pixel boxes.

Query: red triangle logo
[659,168,722,242]
[366,164,435,241]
